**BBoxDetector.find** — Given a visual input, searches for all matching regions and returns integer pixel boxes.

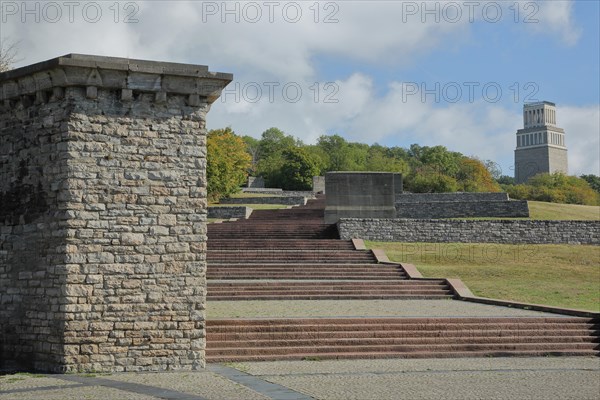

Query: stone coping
[0,53,232,81]
[0,53,233,103]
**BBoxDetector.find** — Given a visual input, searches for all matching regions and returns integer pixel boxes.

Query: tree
[241,135,260,174]
[366,145,410,174]
[505,173,599,205]
[483,160,503,180]
[258,127,298,160]
[419,145,463,177]
[274,147,320,190]
[497,175,515,185]
[405,165,458,193]
[207,127,251,201]
[580,174,600,195]
[317,134,349,171]
[0,38,20,72]
[456,158,501,192]
[255,127,300,185]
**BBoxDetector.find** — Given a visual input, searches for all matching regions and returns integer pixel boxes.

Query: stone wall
[394,192,528,218]
[0,54,231,372]
[396,201,529,218]
[220,196,307,205]
[242,188,283,194]
[396,192,509,203]
[208,206,252,220]
[338,219,599,245]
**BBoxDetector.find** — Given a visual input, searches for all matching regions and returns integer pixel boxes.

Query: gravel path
[207,299,565,319]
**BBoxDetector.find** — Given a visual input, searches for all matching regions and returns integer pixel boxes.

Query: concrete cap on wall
[0,53,233,104]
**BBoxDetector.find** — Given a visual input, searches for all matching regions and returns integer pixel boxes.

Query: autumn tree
[504,173,600,205]
[207,127,251,201]
[456,158,501,192]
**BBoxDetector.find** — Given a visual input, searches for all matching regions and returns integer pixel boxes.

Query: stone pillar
[324,172,396,224]
[0,54,231,372]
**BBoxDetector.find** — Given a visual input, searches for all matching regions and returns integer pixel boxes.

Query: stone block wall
[0,54,231,372]
[0,88,70,372]
[208,206,253,220]
[396,201,529,218]
[338,219,599,245]
[219,196,307,205]
[394,192,528,218]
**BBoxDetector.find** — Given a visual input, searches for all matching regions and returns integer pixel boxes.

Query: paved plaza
[1,357,599,399]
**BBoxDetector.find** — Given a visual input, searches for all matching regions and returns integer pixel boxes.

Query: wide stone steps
[206,317,600,362]
[208,239,355,250]
[207,250,377,263]
[207,263,407,280]
[208,223,338,239]
[249,209,325,220]
[207,280,453,300]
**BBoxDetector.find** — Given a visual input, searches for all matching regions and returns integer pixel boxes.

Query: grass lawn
[229,192,278,198]
[448,201,599,221]
[366,241,600,312]
[528,201,600,220]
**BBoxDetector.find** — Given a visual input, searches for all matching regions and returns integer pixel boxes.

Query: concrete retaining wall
[338,219,599,245]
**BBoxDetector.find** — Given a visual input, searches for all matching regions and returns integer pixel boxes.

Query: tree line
[207,127,600,206]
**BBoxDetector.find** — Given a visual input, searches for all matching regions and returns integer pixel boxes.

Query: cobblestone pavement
[2,357,598,400]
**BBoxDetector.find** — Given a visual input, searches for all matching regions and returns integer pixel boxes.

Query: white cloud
[2,1,596,176]
[524,0,582,45]
[559,105,600,176]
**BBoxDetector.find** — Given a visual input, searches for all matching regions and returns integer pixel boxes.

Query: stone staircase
[206,195,600,362]
[207,197,453,301]
[207,317,600,362]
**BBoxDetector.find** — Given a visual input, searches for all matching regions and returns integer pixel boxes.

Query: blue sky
[2,0,599,176]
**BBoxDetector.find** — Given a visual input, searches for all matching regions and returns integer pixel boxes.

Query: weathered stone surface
[0,54,231,373]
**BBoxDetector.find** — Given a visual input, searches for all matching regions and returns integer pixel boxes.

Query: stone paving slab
[234,357,600,400]
[207,299,566,319]
[92,370,269,400]
[2,358,599,400]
